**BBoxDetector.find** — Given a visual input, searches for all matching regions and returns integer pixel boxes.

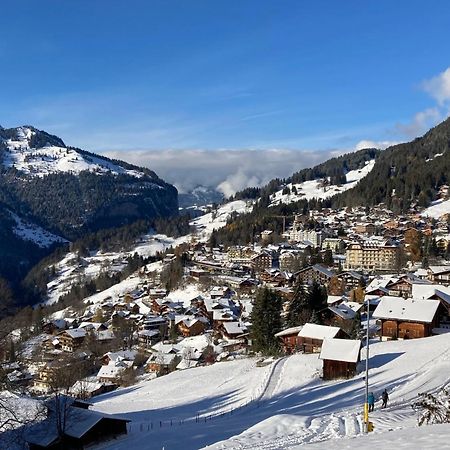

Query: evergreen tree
[286,282,308,327]
[251,288,282,354]
[307,281,327,314]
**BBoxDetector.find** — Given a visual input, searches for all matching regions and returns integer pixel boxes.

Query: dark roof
[25,401,130,447]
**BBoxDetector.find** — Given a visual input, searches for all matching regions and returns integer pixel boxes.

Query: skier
[368,392,375,412]
[381,389,389,408]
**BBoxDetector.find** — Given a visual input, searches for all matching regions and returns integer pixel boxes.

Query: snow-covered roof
[63,328,86,339]
[329,301,363,320]
[428,265,450,274]
[373,297,440,323]
[25,404,130,446]
[298,323,341,340]
[274,326,303,337]
[320,338,361,363]
[223,321,247,335]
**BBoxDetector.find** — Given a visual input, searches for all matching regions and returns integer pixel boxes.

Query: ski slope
[90,333,450,450]
[270,160,375,206]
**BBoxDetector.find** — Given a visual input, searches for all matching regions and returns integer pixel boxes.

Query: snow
[320,338,361,363]
[3,127,147,179]
[190,200,254,241]
[298,323,341,340]
[270,160,375,206]
[45,234,183,305]
[422,198,450,218]
[10,212,67,248]
[373,297,440,323]
[85,332,450,450]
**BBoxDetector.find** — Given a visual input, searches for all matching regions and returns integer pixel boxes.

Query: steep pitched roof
[320,338,361,363]
[298,323,341,340]
[373,297,440,323]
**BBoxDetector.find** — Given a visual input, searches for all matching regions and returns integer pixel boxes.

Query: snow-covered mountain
[0,125,178,295]
[2,126,147,178]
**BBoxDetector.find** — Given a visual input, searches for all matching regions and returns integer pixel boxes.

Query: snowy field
[10,212,67,248]
[45,234,189,305]
[190,200,254,241]
[422,198,450,219]
[89,333,450,450]
[270,160,375,206]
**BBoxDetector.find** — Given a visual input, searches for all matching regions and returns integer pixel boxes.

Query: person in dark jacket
[368,392,375,412]
[381,389,389,408]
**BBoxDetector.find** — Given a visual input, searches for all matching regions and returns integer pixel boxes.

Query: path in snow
[259,357,288,402]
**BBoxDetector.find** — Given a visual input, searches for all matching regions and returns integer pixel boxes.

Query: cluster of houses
[4,203,450,400]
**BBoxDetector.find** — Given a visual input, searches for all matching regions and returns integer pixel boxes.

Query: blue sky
[1,1,450,192]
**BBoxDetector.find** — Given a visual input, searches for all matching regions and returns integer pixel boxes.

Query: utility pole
[364,297,370,433]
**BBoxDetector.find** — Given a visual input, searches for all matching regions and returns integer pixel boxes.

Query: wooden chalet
[220,321,248,340]
[297,323,347,353]
[274,326,303,354]
[295,264,334,286]
[25,398,129,450]
[57,328,86,352]
[175,316,208,337]
[320,338,361,380]
[373,297,441,340]
[427,266,450,285]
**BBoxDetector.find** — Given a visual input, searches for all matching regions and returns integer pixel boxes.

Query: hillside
[89,333,450,449]
[333,117,450,211]
[0,126,178,239]
[0,126,179,309]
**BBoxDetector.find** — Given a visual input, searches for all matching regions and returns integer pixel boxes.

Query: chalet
[328,301,363,323]
[97,358,133,383]
[297,323,347,353]
[25,397,130,449]
[427,266,450,285]
[321,238,345,253]
[138,329,160,347]
[260,269,292,286]
[336,271,366,291]
[373,297,441,340]
[175,315,208,337]
[42,319,69,335]
[295,264,334,286]
[69,380,116,399]
[385,274,430,297]
[274,326,303,353]
[101,350,136,366]
[220,321,248,340]
[146,343,181,374]
[353,222,376,235]
[58,328,86,352]
[320,338,361,380]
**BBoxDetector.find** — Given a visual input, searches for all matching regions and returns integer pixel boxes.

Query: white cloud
[395,107,442,139]
[103,148,338,196]
[421,67,450,105]
[355,140,397,151]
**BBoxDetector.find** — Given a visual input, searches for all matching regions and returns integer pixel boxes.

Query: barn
[320,338,361,380]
